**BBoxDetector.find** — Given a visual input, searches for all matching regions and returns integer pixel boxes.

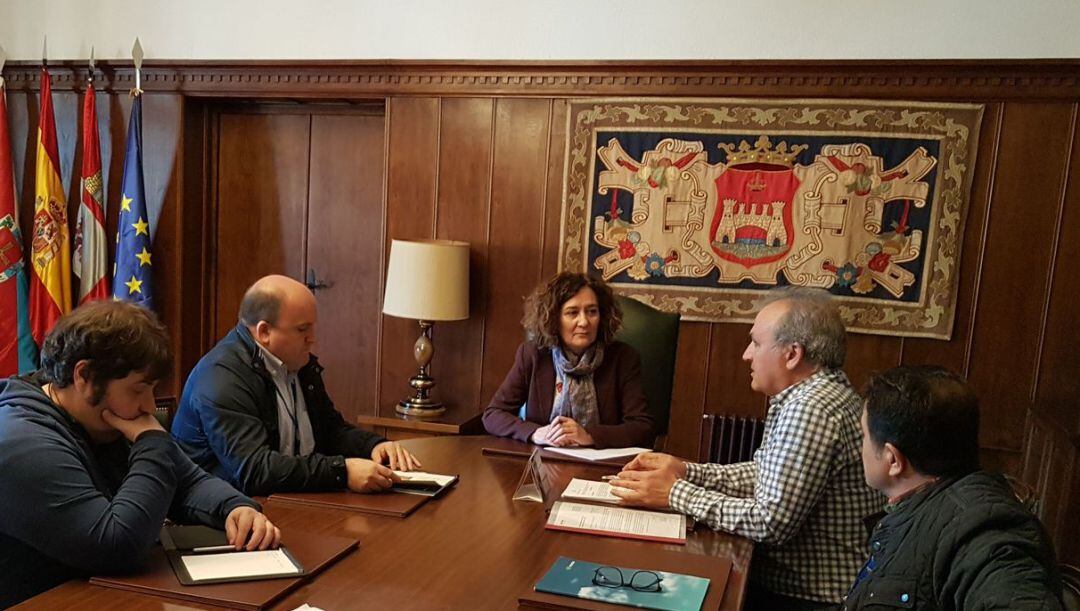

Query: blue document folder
[534,556,709,611]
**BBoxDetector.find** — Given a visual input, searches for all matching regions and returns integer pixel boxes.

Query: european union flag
[111,94,153,310]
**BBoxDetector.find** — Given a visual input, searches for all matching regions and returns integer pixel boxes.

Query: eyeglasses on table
[591,566,663,592]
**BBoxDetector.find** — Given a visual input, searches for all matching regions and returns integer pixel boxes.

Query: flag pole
[131,37,143,96]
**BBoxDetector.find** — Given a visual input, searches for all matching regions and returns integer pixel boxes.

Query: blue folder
[534,556,709,611]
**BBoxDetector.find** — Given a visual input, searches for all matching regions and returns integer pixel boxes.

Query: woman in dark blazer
[482,272,655,449]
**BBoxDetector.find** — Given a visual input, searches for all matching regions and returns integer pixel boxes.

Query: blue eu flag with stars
[111,94,153,310]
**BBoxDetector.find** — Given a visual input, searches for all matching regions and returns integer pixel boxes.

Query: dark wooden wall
[4,60,1079,562]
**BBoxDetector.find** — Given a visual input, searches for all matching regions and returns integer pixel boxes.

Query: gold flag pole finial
[42,35,47,68]
[89,46,95,84]
[131,37,144,96]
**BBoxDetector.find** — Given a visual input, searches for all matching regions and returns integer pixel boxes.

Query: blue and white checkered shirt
[669,369,884,603]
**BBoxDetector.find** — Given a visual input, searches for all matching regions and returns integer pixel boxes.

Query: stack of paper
[561,477,621,504]
[180,549,302,583]
[546,501,686,544]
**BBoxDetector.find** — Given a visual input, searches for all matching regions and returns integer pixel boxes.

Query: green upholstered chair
[614,295,681,441]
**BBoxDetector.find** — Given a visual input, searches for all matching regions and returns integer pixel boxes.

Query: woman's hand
[549,416,594,447]
[531,422,559,446]
[532,417,594,447]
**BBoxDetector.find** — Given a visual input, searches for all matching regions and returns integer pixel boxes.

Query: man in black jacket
[172,275,420,497]
[845,366,1062,610]
[0,301,280,608]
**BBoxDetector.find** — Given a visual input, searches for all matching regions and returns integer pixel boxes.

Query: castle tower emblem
[710,136,806,269]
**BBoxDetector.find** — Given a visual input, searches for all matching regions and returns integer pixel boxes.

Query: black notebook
[390,470,460,498]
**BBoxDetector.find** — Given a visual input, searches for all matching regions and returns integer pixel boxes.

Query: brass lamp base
[395,320,446,419]
[396,398,446,418]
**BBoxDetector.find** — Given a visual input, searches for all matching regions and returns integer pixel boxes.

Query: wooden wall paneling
[9,61,1080,101]
[212,112,310,341]
[179,100,211,380]
[378,97,440,413]
[1034,104,1080,436]
[901,104,1003,376]
[540,99,569,282]
[429,98,495,413]
[306,111,387,423]
[703,322,764,420]
[665,322,712,460]
[963,102,1075,455]
[478,98,554,406]
[843,335,902,393]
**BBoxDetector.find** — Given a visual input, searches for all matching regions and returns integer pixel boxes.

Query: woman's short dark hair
[39,301,172,398]
[522,272,622,349]
[863,365,980,478]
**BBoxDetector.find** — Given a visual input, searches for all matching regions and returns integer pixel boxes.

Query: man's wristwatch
[330,455,347,486]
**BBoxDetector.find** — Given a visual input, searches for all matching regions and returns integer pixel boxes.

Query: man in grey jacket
[845,365,1062,610]
[0,301,280,608]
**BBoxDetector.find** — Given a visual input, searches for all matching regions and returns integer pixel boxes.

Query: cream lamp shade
[383,239,470,321]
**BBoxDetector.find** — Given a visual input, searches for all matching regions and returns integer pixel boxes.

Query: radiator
[699,414,765,465]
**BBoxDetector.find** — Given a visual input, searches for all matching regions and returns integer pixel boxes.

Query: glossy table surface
[19,435,753,610]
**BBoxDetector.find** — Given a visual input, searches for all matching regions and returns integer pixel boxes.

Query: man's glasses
[592,566,663,592]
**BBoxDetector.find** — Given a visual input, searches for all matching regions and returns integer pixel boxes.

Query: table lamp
[382,239,470,417]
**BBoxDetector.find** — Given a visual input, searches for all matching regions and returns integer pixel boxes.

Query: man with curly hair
[0,301,280,607]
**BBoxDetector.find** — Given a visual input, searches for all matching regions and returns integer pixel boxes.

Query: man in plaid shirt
[612,287,883,609]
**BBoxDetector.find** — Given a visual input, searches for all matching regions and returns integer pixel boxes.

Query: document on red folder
[545,501,687,545]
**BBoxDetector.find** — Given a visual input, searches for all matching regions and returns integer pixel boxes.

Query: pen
[601,475,618,481]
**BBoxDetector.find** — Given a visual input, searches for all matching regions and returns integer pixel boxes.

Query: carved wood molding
[3,60,1080,99]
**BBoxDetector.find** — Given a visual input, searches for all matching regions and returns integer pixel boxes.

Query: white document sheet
[561,478,621,504]
[543,447,650,461]
[180,548,301,582]
[393,470,457,486]
[547,501,686,542]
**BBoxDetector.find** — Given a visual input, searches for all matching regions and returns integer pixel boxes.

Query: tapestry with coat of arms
[559,98,984,339]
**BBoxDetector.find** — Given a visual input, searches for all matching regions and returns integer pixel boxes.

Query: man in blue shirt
[173,275,420,496]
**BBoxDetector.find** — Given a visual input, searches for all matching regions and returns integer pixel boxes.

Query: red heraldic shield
[709,166,800,268]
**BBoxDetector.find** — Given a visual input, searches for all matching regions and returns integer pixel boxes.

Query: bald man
[172,275,420,496]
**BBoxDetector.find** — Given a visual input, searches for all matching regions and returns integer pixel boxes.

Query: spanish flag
[28,67,71,346]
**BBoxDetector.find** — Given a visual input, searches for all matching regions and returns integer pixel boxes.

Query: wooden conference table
[20,436,753,610]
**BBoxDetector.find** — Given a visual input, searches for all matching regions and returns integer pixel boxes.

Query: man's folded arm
[0,430,178,573]
[684,460,757,497]
[672,406,838,544]
[167,441,260,527]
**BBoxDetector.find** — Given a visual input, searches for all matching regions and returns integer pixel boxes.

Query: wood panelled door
[210,104,386,424]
